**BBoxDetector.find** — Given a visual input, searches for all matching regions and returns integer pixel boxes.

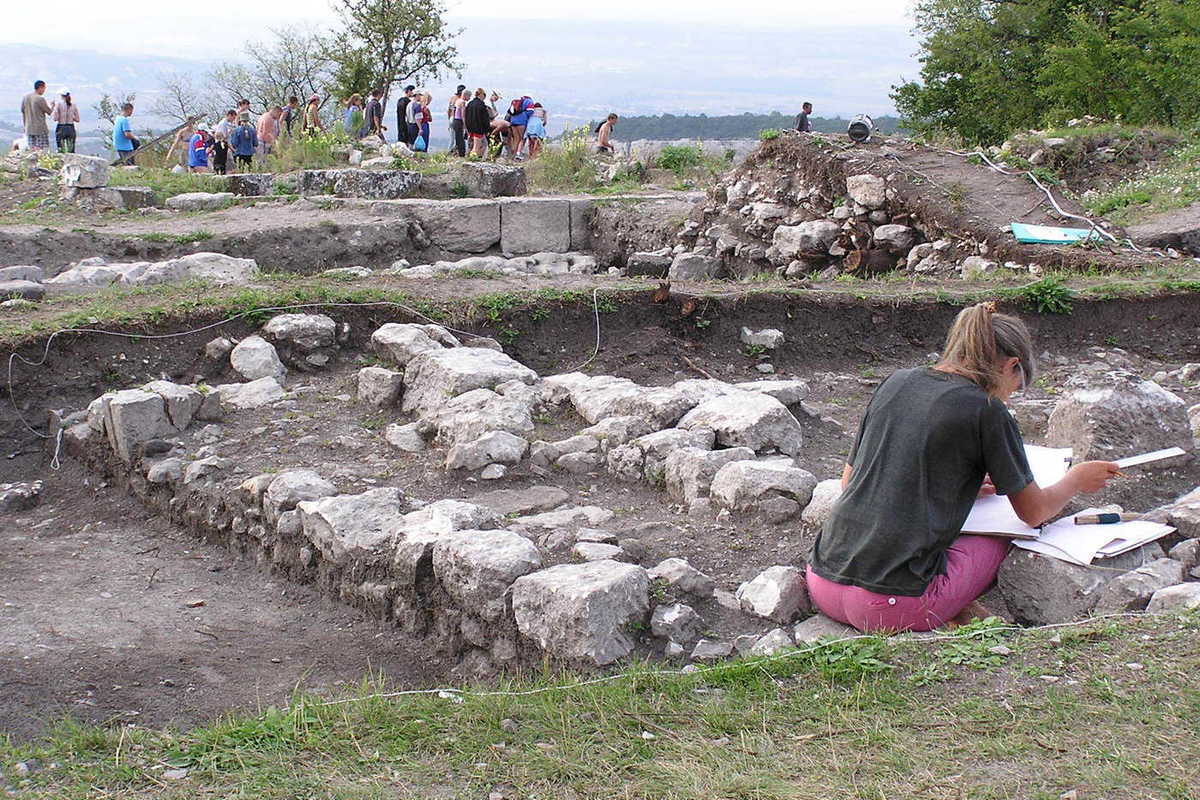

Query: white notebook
[960,445,1072,540]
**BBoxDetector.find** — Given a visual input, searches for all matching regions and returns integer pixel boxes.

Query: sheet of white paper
[961,445,1072,538]
[1114,447,1187,469]
[1015,507,1176,565]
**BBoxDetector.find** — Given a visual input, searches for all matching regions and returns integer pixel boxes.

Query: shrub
[656,144,703,174]
[759,128,782,141]
[1015,277,1074,314]
[527,126,599,192]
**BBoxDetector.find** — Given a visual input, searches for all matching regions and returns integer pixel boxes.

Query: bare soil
[0,460,447,739]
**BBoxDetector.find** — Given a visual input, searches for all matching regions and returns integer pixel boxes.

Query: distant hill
[587,112,904,140]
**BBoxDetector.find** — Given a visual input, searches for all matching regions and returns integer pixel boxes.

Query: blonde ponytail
[938,302,1034,395]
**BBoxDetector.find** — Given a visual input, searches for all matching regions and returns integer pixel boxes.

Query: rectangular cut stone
[500,198,571,255]
[392,198,500,253]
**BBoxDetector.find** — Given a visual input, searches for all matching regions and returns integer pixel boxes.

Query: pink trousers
[806,535,1011,633]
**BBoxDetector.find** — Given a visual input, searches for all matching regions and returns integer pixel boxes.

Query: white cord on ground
[566,287,603,373]
[312,611,1166,707]
[941,147,1145,253]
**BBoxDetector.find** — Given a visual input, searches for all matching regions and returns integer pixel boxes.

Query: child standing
[187,123,211,173]
[209,134,230,175]
[525,103,547,159]
[230,112,258,171]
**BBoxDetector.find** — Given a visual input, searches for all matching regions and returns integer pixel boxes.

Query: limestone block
[997,544,1163,624]
[710,460,818,512]
[845,174,887,209]
[793,614,856,643]
[141,380,203,431]
[0,266,43,282]
[500,197,571,255]
[749,628,794,656]
[215,377,287,409]
[262,313,337,352]
[126,253,257,286]
[1046,374,1192,461]
[668,252,722,281]
[392,501,503,585]
[459,162,527,197]
[433,529,543,621]
[512,560,650,665]
[1094,558,1187,614]
[423,388,535,446]
[356,366,404,407]
[265,470,337,522]
[445,431,529,471]
[231,336,286,381]
[772,220,840,259]
[371,323,445,367]
[401,347,537,417]
[647,557,716,598]
[165,192,235,211]
[664,446,756,503]
[102,389,174,463]
[58,153,110,188]
[801,479,843,529]
[297,487,406,565]
[0,280,44,300]
[739,328,785,349]
[650,603,703,644]
[394,198,500,253]
[606,427,717,483]
[385,422,427,452]
[1146,582,1200,613]
[736,565,810,623]
[677,392,803,455]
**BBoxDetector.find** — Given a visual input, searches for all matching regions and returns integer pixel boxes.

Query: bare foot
[946,600,994,629]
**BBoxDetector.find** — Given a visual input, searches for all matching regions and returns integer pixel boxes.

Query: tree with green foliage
[325,0,462,106]
[893,0,1200,144]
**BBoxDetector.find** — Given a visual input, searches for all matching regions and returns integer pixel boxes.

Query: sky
[6,0,915,57]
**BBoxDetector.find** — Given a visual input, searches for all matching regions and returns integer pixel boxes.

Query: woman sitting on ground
[806,302,1119,632]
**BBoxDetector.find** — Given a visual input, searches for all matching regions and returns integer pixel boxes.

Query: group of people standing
[388,86,549,161]
[162,100,293,174]
[19,81,81,154]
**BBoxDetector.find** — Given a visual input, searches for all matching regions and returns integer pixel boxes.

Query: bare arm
[840,463,853,490]
[1008,461,1119,527]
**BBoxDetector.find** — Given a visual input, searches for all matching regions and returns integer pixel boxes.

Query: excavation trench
[3,291,1199,735]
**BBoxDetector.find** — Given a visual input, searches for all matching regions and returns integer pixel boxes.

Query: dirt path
[0,462,446,739]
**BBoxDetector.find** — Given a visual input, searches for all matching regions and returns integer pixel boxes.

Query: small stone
[573,541,623,561]
[647,557,716,598]
[1146,582,1200,613]
[481,464,508,480]
[650,602,703,644]
[740,327,785,349]
[384,422,427,452]
[690,639,734,661]
[749,627,794,656]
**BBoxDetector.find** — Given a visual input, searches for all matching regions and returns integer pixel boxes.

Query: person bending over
[806,302,1119,632]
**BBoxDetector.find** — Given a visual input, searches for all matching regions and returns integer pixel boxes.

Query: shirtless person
[595,113,618,154]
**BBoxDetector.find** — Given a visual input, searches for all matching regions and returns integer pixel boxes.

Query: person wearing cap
[50,88,80,153]
[302,94,323,137]
[20,80,53,151]
[187,122,211,173]
[229,112,258,171]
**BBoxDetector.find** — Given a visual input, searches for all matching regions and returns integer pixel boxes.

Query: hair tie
[982,301,997,315]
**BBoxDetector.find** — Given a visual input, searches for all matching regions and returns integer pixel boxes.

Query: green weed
[1013,276,1075,314]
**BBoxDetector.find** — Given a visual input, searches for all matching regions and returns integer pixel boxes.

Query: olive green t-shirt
[21,92,51,137]
[810,367,1033,596]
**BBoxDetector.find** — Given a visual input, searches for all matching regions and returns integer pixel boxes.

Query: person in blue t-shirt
[111,102,138,164]
[187,123,211,173]
[229,112,258,171]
